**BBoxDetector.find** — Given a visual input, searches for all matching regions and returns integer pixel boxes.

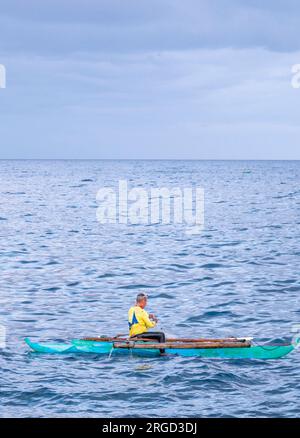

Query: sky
[0,0,300,159]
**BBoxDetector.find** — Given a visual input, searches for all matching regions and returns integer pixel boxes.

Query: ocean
[0,159,299,417]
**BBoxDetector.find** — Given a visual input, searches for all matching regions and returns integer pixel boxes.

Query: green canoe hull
[24,338,296,359]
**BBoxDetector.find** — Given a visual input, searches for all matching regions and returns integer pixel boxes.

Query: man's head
[136,292,148,309]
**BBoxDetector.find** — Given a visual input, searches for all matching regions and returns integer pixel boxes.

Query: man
[128,293,166,350]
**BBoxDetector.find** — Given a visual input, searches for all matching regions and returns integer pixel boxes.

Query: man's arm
[142,311,156,329]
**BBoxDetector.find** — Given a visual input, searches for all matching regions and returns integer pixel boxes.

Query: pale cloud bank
[0,1,300,158]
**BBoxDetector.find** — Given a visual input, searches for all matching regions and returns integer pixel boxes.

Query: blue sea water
[0,159,300,418]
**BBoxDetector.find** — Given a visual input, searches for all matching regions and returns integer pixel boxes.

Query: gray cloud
[1,1,300,158]
[1,1,300,55]
[1,47,300,158]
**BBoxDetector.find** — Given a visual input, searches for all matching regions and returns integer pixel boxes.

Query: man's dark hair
[136,293,148,303]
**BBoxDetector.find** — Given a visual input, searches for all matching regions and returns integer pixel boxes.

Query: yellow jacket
[128,306,156,337]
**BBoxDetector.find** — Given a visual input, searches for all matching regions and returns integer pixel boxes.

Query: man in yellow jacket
[128,293,165,350]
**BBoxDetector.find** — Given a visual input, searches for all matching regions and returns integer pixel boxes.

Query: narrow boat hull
[24,338,295,359]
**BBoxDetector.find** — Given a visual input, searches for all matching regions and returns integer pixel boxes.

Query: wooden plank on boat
[113,341,251,350]
[82,337,127,342]
[82,336,157,342]
[165,338,249,343]
[82,336,250,343]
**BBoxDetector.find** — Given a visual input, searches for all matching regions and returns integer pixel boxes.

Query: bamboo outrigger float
[25,336,299,359]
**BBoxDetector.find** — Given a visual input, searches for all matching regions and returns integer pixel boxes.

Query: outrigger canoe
[24,336,299,359]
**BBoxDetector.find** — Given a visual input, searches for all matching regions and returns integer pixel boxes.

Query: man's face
[140,297,147,309]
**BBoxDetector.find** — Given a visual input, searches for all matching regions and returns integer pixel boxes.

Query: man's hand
[149,313,158,323]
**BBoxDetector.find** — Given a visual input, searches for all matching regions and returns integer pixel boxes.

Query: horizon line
[1,158,300,161]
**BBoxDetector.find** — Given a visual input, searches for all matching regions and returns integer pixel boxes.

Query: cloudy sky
[0,0,300,159]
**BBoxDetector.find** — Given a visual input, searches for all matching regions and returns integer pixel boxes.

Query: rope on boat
[108,345,115,359]
[251,340,289,351]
